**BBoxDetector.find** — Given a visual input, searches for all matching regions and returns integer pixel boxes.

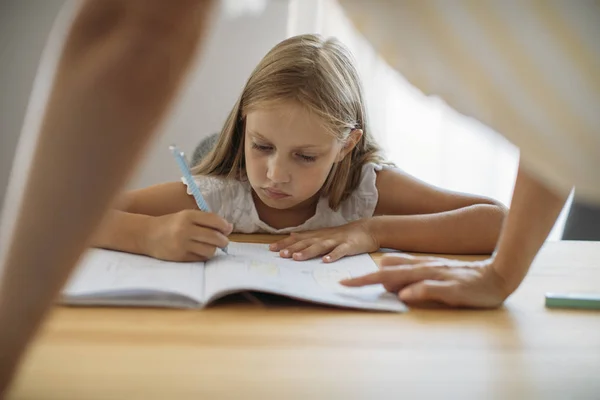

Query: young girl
[92,34,507,263]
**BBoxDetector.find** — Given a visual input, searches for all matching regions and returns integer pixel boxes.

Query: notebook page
[63,249,205,305]
[204,242,406,312]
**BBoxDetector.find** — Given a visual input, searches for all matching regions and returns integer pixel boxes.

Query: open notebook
[63,242,406,312]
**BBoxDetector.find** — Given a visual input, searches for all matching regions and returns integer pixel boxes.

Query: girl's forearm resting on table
[492,165,568,294]
[90,211,154,256]
[369,204,506,254]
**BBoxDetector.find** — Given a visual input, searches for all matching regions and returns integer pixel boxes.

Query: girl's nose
[266,156,291,184]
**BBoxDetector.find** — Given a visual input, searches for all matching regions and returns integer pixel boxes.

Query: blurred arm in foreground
[0,0,216,395]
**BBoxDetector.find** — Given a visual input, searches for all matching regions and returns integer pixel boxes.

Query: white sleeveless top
[182,163,382,234]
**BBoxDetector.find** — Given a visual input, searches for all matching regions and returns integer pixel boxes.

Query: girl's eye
[252,142,315,162]
[296,153,317,163]
[252,143,272,152]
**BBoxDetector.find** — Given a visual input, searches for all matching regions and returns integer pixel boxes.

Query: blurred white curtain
[288,0,570,240]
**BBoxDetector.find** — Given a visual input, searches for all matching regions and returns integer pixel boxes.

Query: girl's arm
[91,182,232,261]
[91,182,197,254]
[92,211,154,255]
[370,167,508,254]
[271,167,507,261]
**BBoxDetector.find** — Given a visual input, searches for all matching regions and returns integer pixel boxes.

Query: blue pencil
[169,145,229,254]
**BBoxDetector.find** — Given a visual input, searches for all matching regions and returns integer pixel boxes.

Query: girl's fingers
[323,243,352,263]
[180,252,208,262]
[291,239,338,261]
[270,234,303,252]
[279,239,317,258]
[188,211,233,235]
[186,240,217,259]
[188,226,230,249]
[270,230,333,252]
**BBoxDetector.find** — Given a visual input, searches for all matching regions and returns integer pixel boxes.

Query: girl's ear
[336,129,363,162]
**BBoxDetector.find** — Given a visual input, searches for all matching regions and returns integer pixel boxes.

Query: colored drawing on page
[312,269,352,291]
[248,261,280,277]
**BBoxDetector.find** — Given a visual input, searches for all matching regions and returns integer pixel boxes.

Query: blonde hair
[193,34,385,210]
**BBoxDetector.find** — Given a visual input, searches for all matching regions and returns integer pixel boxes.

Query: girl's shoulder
[338,162,383,221]
[354,162,383,196]
[181,174,250,217]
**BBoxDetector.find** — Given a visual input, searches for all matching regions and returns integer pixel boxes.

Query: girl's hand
[340,254,510,308]
[145,210,232,262]
[269,219,379,262]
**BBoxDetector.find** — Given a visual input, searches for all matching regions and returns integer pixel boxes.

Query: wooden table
[9,237,600,400]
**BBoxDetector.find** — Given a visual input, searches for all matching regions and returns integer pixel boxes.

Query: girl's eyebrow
[247,130,271,142]
[248,130,326,151]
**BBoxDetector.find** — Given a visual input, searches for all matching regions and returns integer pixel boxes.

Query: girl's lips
[262,187,290,199]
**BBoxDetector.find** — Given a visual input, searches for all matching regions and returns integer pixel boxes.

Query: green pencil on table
[545,292,600,310]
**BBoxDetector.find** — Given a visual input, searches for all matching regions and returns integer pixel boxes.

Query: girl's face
[244,101,344,210]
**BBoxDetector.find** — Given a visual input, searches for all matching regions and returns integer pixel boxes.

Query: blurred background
[0,0,573,239]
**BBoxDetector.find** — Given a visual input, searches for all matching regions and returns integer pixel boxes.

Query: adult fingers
[398,280,460,306]
[341,265,448,293]
[379,253,446,268]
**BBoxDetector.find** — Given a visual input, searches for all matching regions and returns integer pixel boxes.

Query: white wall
[129,1,290,189]
[0,0,291,207]
[0,0,66,213]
